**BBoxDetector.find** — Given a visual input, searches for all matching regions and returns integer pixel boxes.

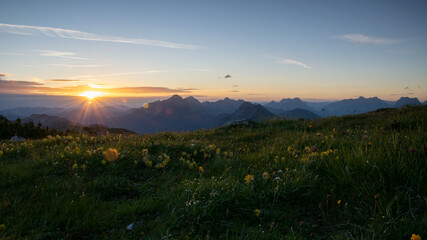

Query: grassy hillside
[0,106,426,239]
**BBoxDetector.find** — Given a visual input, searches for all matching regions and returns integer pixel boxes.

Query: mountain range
[0,95,424,134]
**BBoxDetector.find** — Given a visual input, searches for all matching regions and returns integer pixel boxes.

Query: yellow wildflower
[0,224,5,229]
[199,166,204,172]
[144,160,153,167]
[102,160,107,165]
[103,148,118,162]
[262,171,270,181]
[411,234,421,240]
[72,163,78,170]
[254,209,261,217]
[142,148,148,155]
[244,174,255,184]
[337,200,341,205]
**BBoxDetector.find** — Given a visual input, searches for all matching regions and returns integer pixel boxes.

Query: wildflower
[198,166,204,173]
[0,224,5,229]
[103,148,118,162]
[337,200,341,205]
[411,234,421,240]
[269,222,275,231]
[102,160,107,165]
[72,163,78,170]
[244,174,255,184]
[155,154,170,169]
[144,160,152,167]
[254,209,261,217]
[262,171,270,181]
[81,164,86,170]
[142,148,148,155]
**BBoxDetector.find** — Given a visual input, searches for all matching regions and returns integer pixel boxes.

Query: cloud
[404,87,410,90]
[108,87,194,94]
[0,79,45,94]
[0,74,196,96]
[332,34,402,45]
[0,23,201,49]
[35,50,89,60]
[280,59,312,69]
[49,64,102,68]
[0,74,10,79]
[224,75,231,78]
[232,85,239,88]
[0,77,195,96]
[46,79,80,82]
[67,69,211,79]
[0,79,43,86]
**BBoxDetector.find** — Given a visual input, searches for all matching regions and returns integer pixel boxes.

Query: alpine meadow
[1,106,426,239]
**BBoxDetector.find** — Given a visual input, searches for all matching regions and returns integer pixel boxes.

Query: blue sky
[1,0,426,104]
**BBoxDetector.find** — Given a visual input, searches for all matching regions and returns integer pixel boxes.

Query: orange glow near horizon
[80,91,106,100]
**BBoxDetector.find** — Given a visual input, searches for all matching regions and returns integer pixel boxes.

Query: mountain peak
[223,102,276,124]
[184,96,201,104]
[166,94,182,102]
[394,97,420,108]
[169,94,183,101]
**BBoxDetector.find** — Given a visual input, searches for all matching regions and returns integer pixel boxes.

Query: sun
[80,91,105,100]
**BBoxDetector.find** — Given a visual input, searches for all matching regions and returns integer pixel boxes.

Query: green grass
[0,106,426,239]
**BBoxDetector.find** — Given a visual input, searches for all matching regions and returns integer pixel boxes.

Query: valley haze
[1,94,423,134]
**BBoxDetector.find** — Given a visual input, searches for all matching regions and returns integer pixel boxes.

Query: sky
[1,0,427,107]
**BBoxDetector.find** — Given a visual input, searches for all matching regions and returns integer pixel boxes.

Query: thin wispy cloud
[35,50,89,60]
[49,64,102,68]
[280,59,312,69]
[332,34,402,45]
[0,23,201,49]
[67,69,212,79]
[46,79,80,82]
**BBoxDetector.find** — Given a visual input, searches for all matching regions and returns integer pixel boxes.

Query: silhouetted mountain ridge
[222,102,276,125]
[280,108,321,119]
[321,96,390,116]
[394,97,421,108]
[4,95,425,134]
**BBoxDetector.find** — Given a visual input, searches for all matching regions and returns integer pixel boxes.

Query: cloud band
[0,23,200,49]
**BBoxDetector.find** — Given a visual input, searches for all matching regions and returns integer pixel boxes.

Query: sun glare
[80,91,105,100]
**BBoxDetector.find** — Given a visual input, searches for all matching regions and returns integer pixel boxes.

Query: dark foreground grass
[0,106,426,239]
